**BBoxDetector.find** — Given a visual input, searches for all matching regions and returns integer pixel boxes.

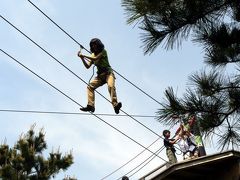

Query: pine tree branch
[141,0,232,53]
[209,85,240,94]
[166,0,230,33]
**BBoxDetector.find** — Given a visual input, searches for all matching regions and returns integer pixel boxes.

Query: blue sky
[0,0,220,179]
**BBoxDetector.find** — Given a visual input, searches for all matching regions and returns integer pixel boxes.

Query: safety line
[0,109,156,118]
[119,145,165,180]
[1,14,190,162]
[3,3,228,178]
[0,48,167,162]
[26,0,222,162]
[27,0,162,105]
[24,3,230,177]
[27,0,90,54]
[0,15,164,141]
[129,146,165,178]
[112,70,162,105]
[21,0,195,173]
[100,137,161,180]
[101,123,176,180]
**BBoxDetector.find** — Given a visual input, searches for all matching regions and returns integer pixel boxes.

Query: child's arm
[169,135,180,144]
[81,51,103,62]
[177,124,184,136]
[175,126,181,135]
[78,51,93,69]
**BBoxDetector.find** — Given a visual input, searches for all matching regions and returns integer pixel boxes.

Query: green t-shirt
[92,49,112,74]
[184,124,203,146]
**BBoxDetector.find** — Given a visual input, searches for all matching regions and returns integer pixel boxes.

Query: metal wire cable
[27,0,162,105]
[100,137,161,180]
[22,5,206,174]
[1,7,200,179]
[115,123,178,179]
[1,11,198,180]
[19,2,235,178]
[2,2,231,178]
[27,0,90,54]
[129,146,165,178]
[0,48,167,162]
[0,109,156,118]
[0,15,164,142]
[26,3,227,162]
[1,13,191,167]
[119,145,165,180]
[27,0,231,159]
[102,124,177,180]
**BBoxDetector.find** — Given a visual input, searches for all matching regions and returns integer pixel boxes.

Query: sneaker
[80,105,95,113]
[114,102,122,114]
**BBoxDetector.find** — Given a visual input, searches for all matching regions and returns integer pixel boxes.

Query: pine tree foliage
[122,0,239,54]
[194,24,240,66]
[122,0,240,151]
[0,125,73,179]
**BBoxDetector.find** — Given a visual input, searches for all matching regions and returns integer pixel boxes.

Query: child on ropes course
[77,38,122,114]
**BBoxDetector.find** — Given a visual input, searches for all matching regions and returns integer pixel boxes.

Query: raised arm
[80,51,103,62]
[77,51,93,69]
[169,137,179,144]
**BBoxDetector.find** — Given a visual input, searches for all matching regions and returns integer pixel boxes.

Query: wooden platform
[140,150,240,180]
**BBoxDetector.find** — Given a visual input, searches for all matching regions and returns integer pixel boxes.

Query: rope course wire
[0,111,184,177]
[27,2,230,158]
[0,14,191,164]
[27,0,91,54]
[0,109,176,178]
[27,0,162,105]
[102,124,176,180]
[0,109,157,118]
[121,145,165,180]
[0,15,177,170]
[100,137,161,180]
[0,48,167,162]
[0,15,164,141]
[1,15,199,176]
[2,2,203,173]
[23,1,238,177]
[1,6,210,178]
[117,118,239,178]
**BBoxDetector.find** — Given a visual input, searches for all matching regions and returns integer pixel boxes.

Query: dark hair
[90,38,104,54]
[122,176,129,180]
[163,130,170,137]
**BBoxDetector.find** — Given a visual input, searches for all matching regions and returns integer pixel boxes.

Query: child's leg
[87,77,104,107]
[166,149,177,164]
[106,73,118,107]
[193,148,199,158]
